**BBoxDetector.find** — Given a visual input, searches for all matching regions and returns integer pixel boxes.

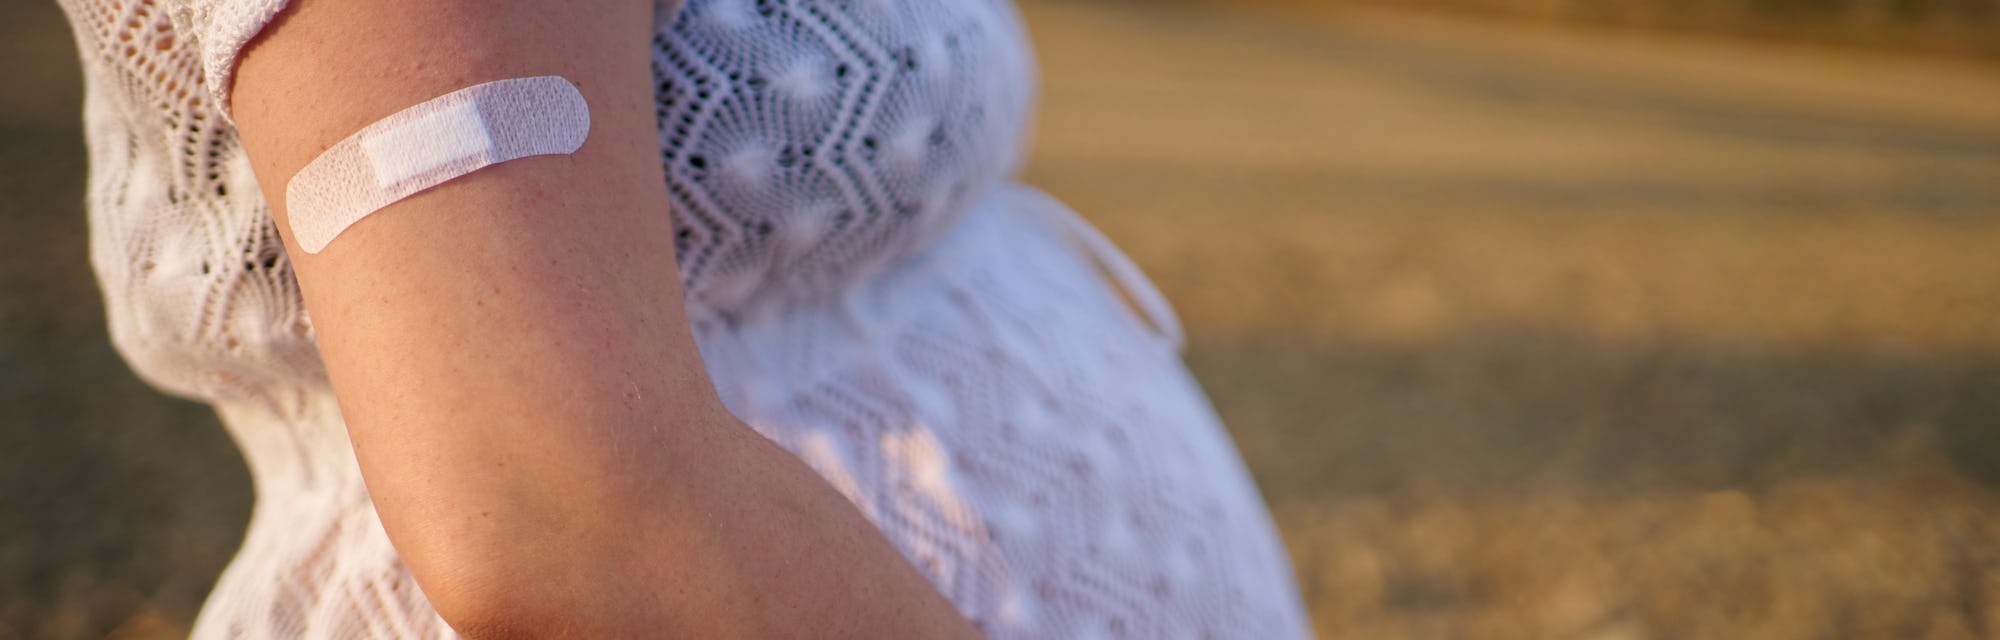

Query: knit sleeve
[170,0,689,121]
[164,0,290,120]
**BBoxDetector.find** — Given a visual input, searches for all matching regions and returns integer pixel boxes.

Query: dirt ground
[5,0,2000,638]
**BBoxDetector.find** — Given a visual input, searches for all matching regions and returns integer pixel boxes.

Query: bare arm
[229,0,977,636]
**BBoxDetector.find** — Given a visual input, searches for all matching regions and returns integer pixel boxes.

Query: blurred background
[6,0,2000,637]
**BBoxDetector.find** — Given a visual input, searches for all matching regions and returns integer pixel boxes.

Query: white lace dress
[56,0,1311,636]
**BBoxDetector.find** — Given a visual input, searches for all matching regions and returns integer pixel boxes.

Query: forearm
[419,421,973,639]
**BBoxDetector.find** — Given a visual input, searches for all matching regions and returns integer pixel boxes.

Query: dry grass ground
[1020,2,2000,637]
[5,0,2000,637]
[1224,0,2000,58]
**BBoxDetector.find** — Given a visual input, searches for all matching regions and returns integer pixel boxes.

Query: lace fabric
[53,0,1311,636]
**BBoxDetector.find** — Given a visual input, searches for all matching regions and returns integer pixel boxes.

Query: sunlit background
[6,0,2000,637]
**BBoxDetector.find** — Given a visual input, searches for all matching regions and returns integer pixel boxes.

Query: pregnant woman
[54,0,1309,636]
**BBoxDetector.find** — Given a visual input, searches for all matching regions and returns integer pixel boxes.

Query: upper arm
[221,3,980,636]
[228,0,724,613]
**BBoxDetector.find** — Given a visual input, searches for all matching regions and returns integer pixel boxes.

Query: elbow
[373,453,684,637]
[396,530,589,640]
[417,558,559,640]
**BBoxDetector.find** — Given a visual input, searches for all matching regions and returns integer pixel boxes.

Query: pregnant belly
[691,185,1311,638]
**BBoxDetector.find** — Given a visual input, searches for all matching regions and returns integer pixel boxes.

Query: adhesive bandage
[285,76,590,254]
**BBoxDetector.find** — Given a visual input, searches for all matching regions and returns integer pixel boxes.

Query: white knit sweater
[55,0,1311,636]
